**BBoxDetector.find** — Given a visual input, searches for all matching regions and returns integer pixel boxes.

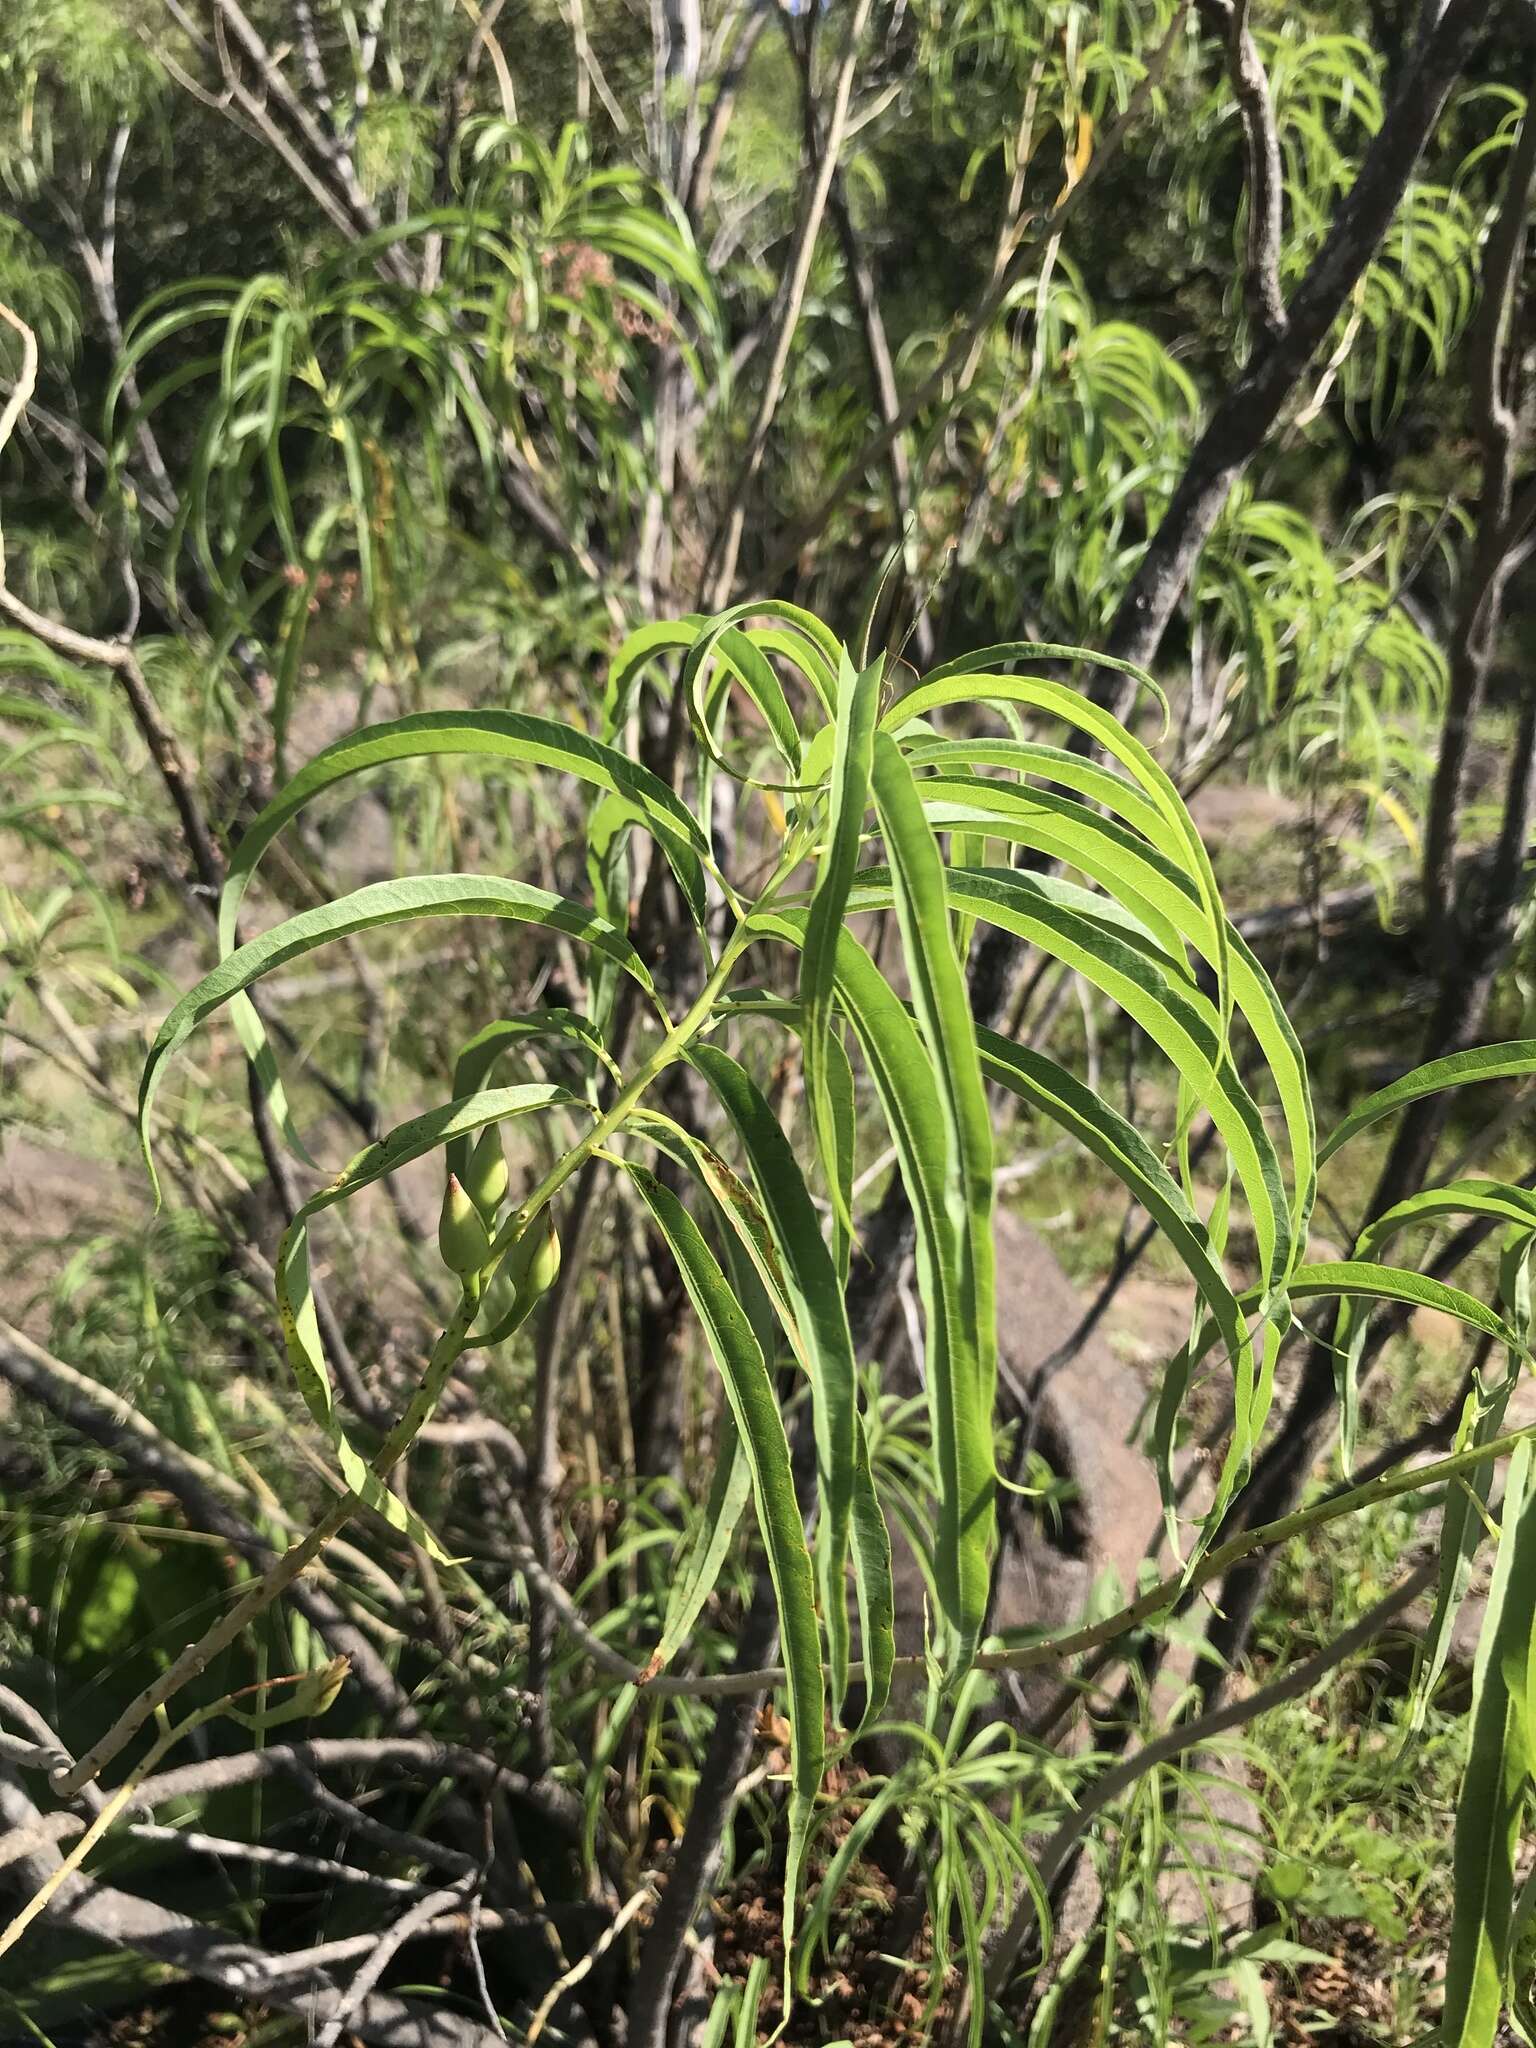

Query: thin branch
[982,1559,1436,2003]
[794,22,933,663]
[755,3,1187,592]
[73,125,179,509]
[527,1883,652,2046]
[0,577,225,897]
[209,0,402,266]
[1201,0,1288,347]
[1422,101,1536,946]
[161,0,364,249]
[8,1809,437,1893]
[292,0,336,118]
[121,1736,588,1842]
[0,1775,505,2048]
[702,0,876,607]
[624,1579,779,2048]
[0,1318,411,1722]
[684,1,770,222]
[315,1876,478,2048]
[1098,0,1497,684]
[560,0,628,132]
[605,1408,1536,1700]
[0,308,40,576]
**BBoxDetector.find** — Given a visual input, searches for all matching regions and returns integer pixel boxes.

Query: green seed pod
[463,1125,509,1222]
[508,1205,561,1306]
[438,1173,492,1278]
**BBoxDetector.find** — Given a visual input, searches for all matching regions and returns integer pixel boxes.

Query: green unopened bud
[225,1655,350,1731]
[464,1125,509,1222]
[508,1205,561,1306]
[439,1173,492,1277]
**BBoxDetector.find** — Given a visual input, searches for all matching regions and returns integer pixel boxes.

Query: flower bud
[438,1173,492,1277]
[508,1205,561,1306]
[464,1125,509,1222]
[293,1653,350,1720]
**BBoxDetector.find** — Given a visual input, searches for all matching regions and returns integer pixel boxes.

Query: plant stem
[639,1411,1536,1698]
[484,836,807,1276]
[55,1290,482,1796]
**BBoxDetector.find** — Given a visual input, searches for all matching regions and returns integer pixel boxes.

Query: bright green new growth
[130,602,1536,2028]
[464,1125,510,1222]
[508,1205,562,1305]
[439,1173,492,1277]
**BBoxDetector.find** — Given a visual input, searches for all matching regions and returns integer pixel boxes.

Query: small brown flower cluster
[540,239,668,350]
[280,564,360,615]
[615,296,666,345]
[543,238,615,296]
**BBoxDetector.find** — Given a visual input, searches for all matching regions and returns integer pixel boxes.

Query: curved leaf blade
[1444,1438,1536,2048]
[871,733,997,1668]
[218,709,711,951]
[689,1041,888,1725]
[139,875,649,1199]
[1319,1042,1536,1167]
[623,1164,824,1987]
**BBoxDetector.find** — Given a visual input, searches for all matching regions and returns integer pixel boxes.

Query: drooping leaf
[217,709,712,949]
[1320,1042,1536,1167]
[138,875,648,1200]
[689,1041,887,1725]
[1444,1439,1536,2048]
[643,1406,752,1681]
[623,1165,824,1990]
[871,733,998,1669]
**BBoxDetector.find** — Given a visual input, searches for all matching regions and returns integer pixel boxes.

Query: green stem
[969,1416,1521,1677]
[638,1414,1536,1698]
[56,1287,482,1797]
[482,834,807,1280]
[58,834,806,1796]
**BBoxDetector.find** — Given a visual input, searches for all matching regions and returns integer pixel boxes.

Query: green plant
[0,598,1520,2037]
[3,4,1536,2040]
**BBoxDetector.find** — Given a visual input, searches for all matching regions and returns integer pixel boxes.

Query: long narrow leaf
[217,710,711,949]
[1319,1042,1536,1167]
[623,1165,824,1986]
[690,1042,885,1724]
[801,652,881,1243]
[139,875,648,1199]
[1444,1439,1536,2048]
[869,736,998,1663]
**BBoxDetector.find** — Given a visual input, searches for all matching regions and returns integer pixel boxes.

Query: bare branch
[793,22,934,663]
[1201,0,1288,346]
[684,2,771,223]
[1421,102,1536,947]
[702,0,876,607]
[756,6,1187,592]
[0,1317,412,1721]
[1101,0,1497,683]
[624,1580,779,2048]
[316,1876,479,2048]
[209,0,403,267]
[528,1883,652,2046]
[126,1736,589,1842]
[0,1775,506,2048]
[982,1560,1436,2002]
[0,308,39,566]
[292,0,336,119]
